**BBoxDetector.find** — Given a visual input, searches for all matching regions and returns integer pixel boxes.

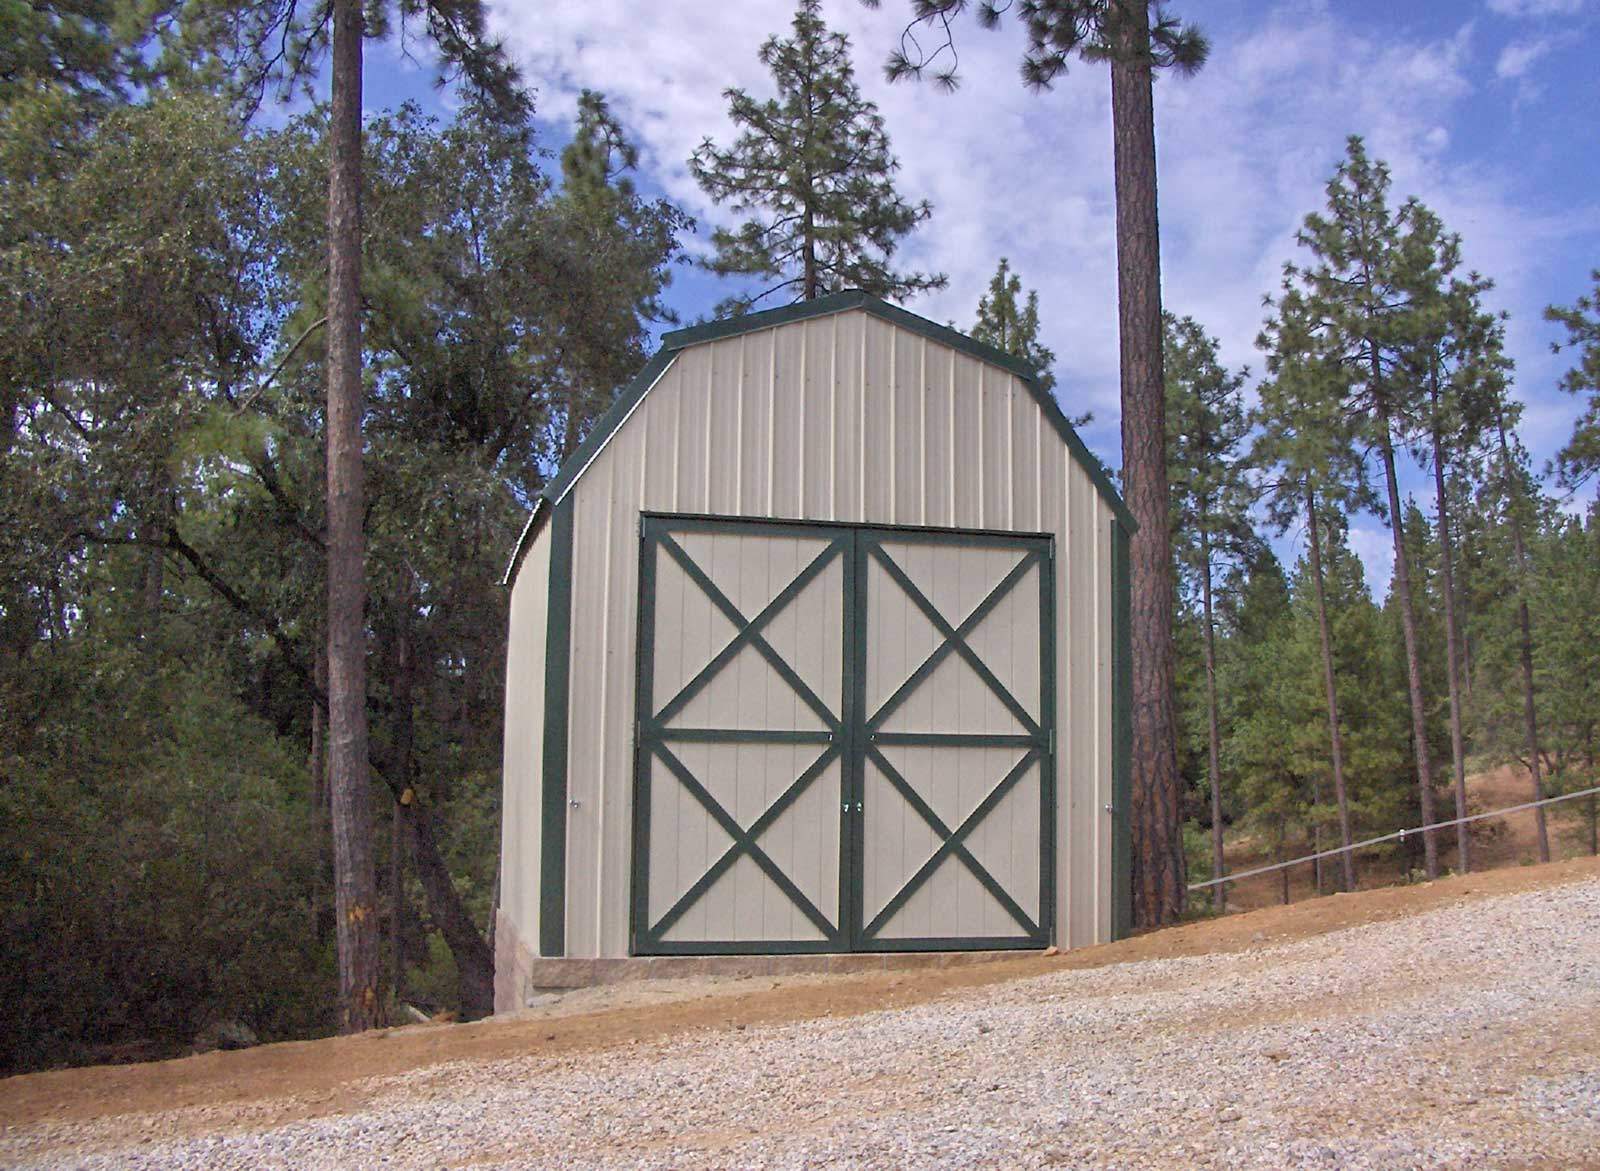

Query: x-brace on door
[631,516,1054,955]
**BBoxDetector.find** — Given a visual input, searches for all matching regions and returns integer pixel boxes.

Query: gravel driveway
[7,876,1599,1169]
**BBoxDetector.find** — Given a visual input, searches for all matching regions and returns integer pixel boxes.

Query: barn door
[632,517,1052,956]
[855,531,1053,950]
[632,517,850,953]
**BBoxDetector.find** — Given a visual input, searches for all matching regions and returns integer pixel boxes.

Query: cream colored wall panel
[601,428,643,953]
[1010,386,1042,533]
[831,313,864,523]
[800,318,837,520]
[770,324,806,517]
[861,317,895,520]
[951,352,984,530]
[965,561,1043,719]
[635,522,846,948]
[920,340,954,526]
[706,337,742,511]
[890,327,923,522]
[499,521,550,951]
[737,331,774,514]
[671,346,711,515]
[1036,432,1073,948]
[981,366,1013,530]
[966,760,1043,922]
[532,306,1124,959]
[1066,461,1101,948]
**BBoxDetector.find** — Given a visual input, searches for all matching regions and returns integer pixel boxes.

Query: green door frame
[631,514,1055,956]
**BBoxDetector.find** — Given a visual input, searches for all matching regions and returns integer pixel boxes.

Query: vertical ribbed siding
[499,521,551,957]
[555,310,1118,957]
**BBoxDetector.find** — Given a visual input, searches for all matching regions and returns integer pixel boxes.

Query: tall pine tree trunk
[1112,0,1185,927]
[390,590,416,1004]
[326,0,382,1033]
[1377,411,1441,879]
[1494,410,1551,862]
[1306,487,1356,891]
[1305,489,1356,889]
[1429,393,1471,872]
[1199,531,1226,910]
[310,642,328,940]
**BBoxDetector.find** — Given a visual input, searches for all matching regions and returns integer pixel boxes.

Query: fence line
[1188,784,1600,892]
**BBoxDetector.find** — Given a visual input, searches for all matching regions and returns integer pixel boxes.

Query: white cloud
[484,0,1597,499]
[1486,0,1585,16]
[1495,36,1554,77]
[1347,526,1397,599]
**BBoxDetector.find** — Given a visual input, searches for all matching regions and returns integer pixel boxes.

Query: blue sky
[354,0,1599,594]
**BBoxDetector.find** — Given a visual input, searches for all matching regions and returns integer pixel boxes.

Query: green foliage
[972,259,1057,389]
[0,0,149,107]
[0,84,687,1068]
[1165,313,1253,607]
[878,1,1208,90]
[1211,535,1414,864]
[1545,272,1600,494]
[1529,505,1600,847]
[140,0,527,120]
[0,635,331,1071]
[689,0,944,313]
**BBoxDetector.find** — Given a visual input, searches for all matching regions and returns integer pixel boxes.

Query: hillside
[1218,764,1598,912]
[3,856,1596,1169]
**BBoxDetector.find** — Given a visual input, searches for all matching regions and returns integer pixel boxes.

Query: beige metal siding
[640,528,845,946]
[499,521,551,954]
[555,308,1117,957]
[862,537,1046,943]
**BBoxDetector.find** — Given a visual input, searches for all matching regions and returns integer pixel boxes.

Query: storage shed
[496,291,1132,1010]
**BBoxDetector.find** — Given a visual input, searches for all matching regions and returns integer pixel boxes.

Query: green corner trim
[538,495,574,956]
[501,292,1135,586]
[1110,519,1133,942]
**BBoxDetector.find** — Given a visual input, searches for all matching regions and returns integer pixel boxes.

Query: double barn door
[631,515,1054,955]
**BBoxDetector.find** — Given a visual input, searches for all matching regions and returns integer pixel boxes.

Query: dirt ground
[3,852,1596,1142]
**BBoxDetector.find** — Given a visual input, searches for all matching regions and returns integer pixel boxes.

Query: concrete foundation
[494,909,1041,1014]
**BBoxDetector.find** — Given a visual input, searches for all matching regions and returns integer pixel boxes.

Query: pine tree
[1283,137,1445,878]
[1531,505,1600,854]
[1545,272,1600,497]
[972,257,1093,427]
[1291,530,1414,857]
[1399,205,1506,870]
[1474,406,1555,860]
[133,0,526,1033]
[1221,548,1302,904]
[555,91,692,457]
[971,257,1095,425]
[1255,282,1371,890]
[689,0,944,314]
[873,0,1208,928]
[1164,313,1252,907]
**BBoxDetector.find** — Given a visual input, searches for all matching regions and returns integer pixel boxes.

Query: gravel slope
[6,877,1599,1169]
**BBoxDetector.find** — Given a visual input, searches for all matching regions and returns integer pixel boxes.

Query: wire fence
[1188,783,1600,892]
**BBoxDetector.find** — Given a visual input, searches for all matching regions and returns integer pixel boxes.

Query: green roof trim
[503,291,1134,585]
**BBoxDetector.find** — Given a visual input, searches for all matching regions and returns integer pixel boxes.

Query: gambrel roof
[504,290,1131,585]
